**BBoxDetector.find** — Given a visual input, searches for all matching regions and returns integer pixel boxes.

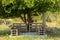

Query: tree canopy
[0,0,60,20]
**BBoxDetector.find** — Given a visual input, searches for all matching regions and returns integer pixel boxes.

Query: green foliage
[2,0,14,6]
[24,0,34,8]
[0,0,60,18]
[33,0,59,12]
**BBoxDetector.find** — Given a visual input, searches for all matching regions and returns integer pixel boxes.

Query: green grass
[0,25,60,40]
[0,27,60,40]
[0,35,60,40]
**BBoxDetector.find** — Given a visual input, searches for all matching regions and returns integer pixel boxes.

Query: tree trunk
[20,8,33,32]
[24,13,27,23]
[42,12,46,28]
[27,12,32,32]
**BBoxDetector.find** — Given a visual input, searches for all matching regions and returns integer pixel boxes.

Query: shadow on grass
[0,30,10,36]
[47,27,60,38]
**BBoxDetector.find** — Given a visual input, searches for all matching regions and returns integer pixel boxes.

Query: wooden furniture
[9,23,46,36]
[38,27,45,35]
[11,28,18,36]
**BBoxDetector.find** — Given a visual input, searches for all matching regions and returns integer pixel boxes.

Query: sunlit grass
[0,24,9,30]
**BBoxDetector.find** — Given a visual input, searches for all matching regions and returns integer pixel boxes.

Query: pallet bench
[9,23,46,36]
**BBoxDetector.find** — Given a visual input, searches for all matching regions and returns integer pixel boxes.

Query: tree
[0,0,60,31]
[33,0,60,28]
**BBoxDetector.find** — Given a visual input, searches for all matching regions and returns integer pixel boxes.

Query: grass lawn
[0,34,60,40]
[0,26,60,40]
[0,29,60,40]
